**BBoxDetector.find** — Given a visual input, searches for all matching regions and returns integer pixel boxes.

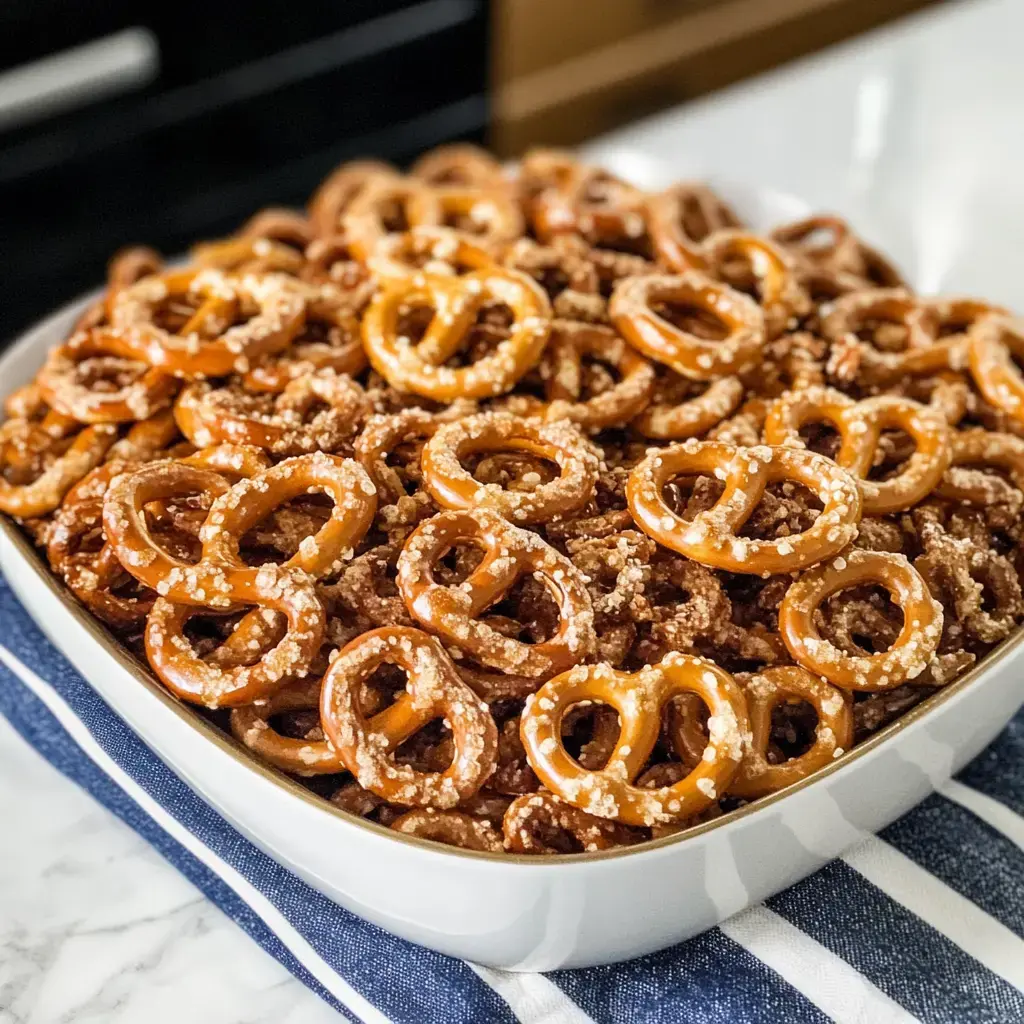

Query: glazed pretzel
[307,159,397,238]
[230,679,345,776]
[609,272,765,380]
[396,507,595,677]
[540,322,656,430]
[779,549,943,691]
[626,440,862,574]
[728,666,853,799]
[174,370,368,456]
[935,428,1024,506]
[632,373,744,440]
[763,386,952,514]
[106,450,376,705]
[319,626,498,807]
[366,226,496,281]
[37,331,178,424]
[701,230,808,339]
[390,809,504,852]
[520,654,751,827]
[103,269,306,379]
[341,175,434,260]
[646,182,741,271]
[406,184,524,248]
[361,267,551,401]
[420,412,599,524]
[968,317,1024,424]
[502,792,641,853]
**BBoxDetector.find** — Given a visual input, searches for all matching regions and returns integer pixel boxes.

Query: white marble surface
[2,0,1024,1019]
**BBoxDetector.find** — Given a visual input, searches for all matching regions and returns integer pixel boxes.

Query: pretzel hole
[715,255,767,303]
[661,473,725,518]
[395,302,437,345]
[735,481,823,541]
[238,494,334,564]
[768,699,817,762]
[69,356,148,394]
[270,709,323,742]
[560,702,621,771]
[461,304,515,363]
[853,685,930,740]
[433,539,485,586]
[652,302,730,341]
[395,719,454,773]
[487,574,560,645]
[818,588,904,655]
[797,421,842,460]
[851,315,910,353]
[866,428,915,481]
[467,450,560,492]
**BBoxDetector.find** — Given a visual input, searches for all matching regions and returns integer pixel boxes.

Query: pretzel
[539,321,656,430]
[701,230,808,338]
[103,269,306,379]
[106,451,376,705]
[106,409,182,463]
[307,159,398,238]
[390,809,504,852]
[406,185,524,248]
[728,667,852,798]
[191,235,307,276]
[502,792,641,853]
[411,144,507,189]
[779,549,943,691]
[37,331,178,424]
[0,407,116,518]
[632,372,744,440]
[421,412,599,524]
[763,386,952,514]
[230,679,344,775]
[609,272,765,380]
[935,428,1024,506]
[626,440,862,574]
[319,626,498,807]
[341,175,435,260]
[645,182,742,271]
[397,507,595,677]
[968,317,1024,424]
[361,267,551,400]
[354,408,442,505]
[520,654,750,826]
[175,370,368,456]
[366,226,496,281]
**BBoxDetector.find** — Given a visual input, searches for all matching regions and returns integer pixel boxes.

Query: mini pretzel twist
[502,792,641,853]
[421,412,599,524]
[390,809,504,852]
[626,440,863,574]
[320,626,498,807]
[539,321,656,430]
[935,428,1024,507]
[779,548,943,691]
[632,372,744,440]
[645,182,742,271]
[609,272,765,380]
[396,507,595,677]
[361,267,551,401]
[103,269,307,379]
[967,317,1024,424]
[728,666,853,798]
[520,654,751,826]
[763,385,952,514]
[366,226,496,281]
[406,184,524,249]
[307,160,398,238]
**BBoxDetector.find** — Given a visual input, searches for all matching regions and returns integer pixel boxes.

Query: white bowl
[2,184,1022,971]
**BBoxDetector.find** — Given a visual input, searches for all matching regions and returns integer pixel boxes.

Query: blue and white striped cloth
[0,574,1021,1024]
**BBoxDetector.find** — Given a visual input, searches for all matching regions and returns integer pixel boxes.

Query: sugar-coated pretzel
[354,408,442,505]
[410,143,506,189]
[320,626,498,807]
[763,386,952,514]
[37,331,178,424]
[935,428,1024,506]
[407,184,524,248]
[341,175,434,260]
[191,235,307,276]
[104,269,306,379]
[307,159,397,238]
[645,182,741,271]
[626,440,862,574]
[397,506,595,677]
[520,654,751,826]
[174,370,368,456]
[729,666,853,798]
[421,412,599,523]
[540,322,656,430]
[230,679,345,776]
[390,809,504,852]
[502,792,641,853]
[780,548,943,691]
[609,272,765,380]
[968,317,1024,423]
[366,226,496,281]
[362,267,551,400]
[632,373,744,440]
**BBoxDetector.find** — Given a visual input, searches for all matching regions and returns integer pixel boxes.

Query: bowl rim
[3,260,1022,870]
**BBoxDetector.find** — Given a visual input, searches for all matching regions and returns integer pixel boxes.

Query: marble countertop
[2,0,1021,1019]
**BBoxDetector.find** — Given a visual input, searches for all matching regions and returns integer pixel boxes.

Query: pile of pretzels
[3,144,1023,855]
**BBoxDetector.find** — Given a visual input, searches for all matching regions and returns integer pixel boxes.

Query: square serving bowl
[2,179,1022,971]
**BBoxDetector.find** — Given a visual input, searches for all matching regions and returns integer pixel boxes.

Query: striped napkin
[0,574,1021,1024]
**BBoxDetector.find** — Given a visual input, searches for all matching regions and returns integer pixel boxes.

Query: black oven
[0,0,489,343]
